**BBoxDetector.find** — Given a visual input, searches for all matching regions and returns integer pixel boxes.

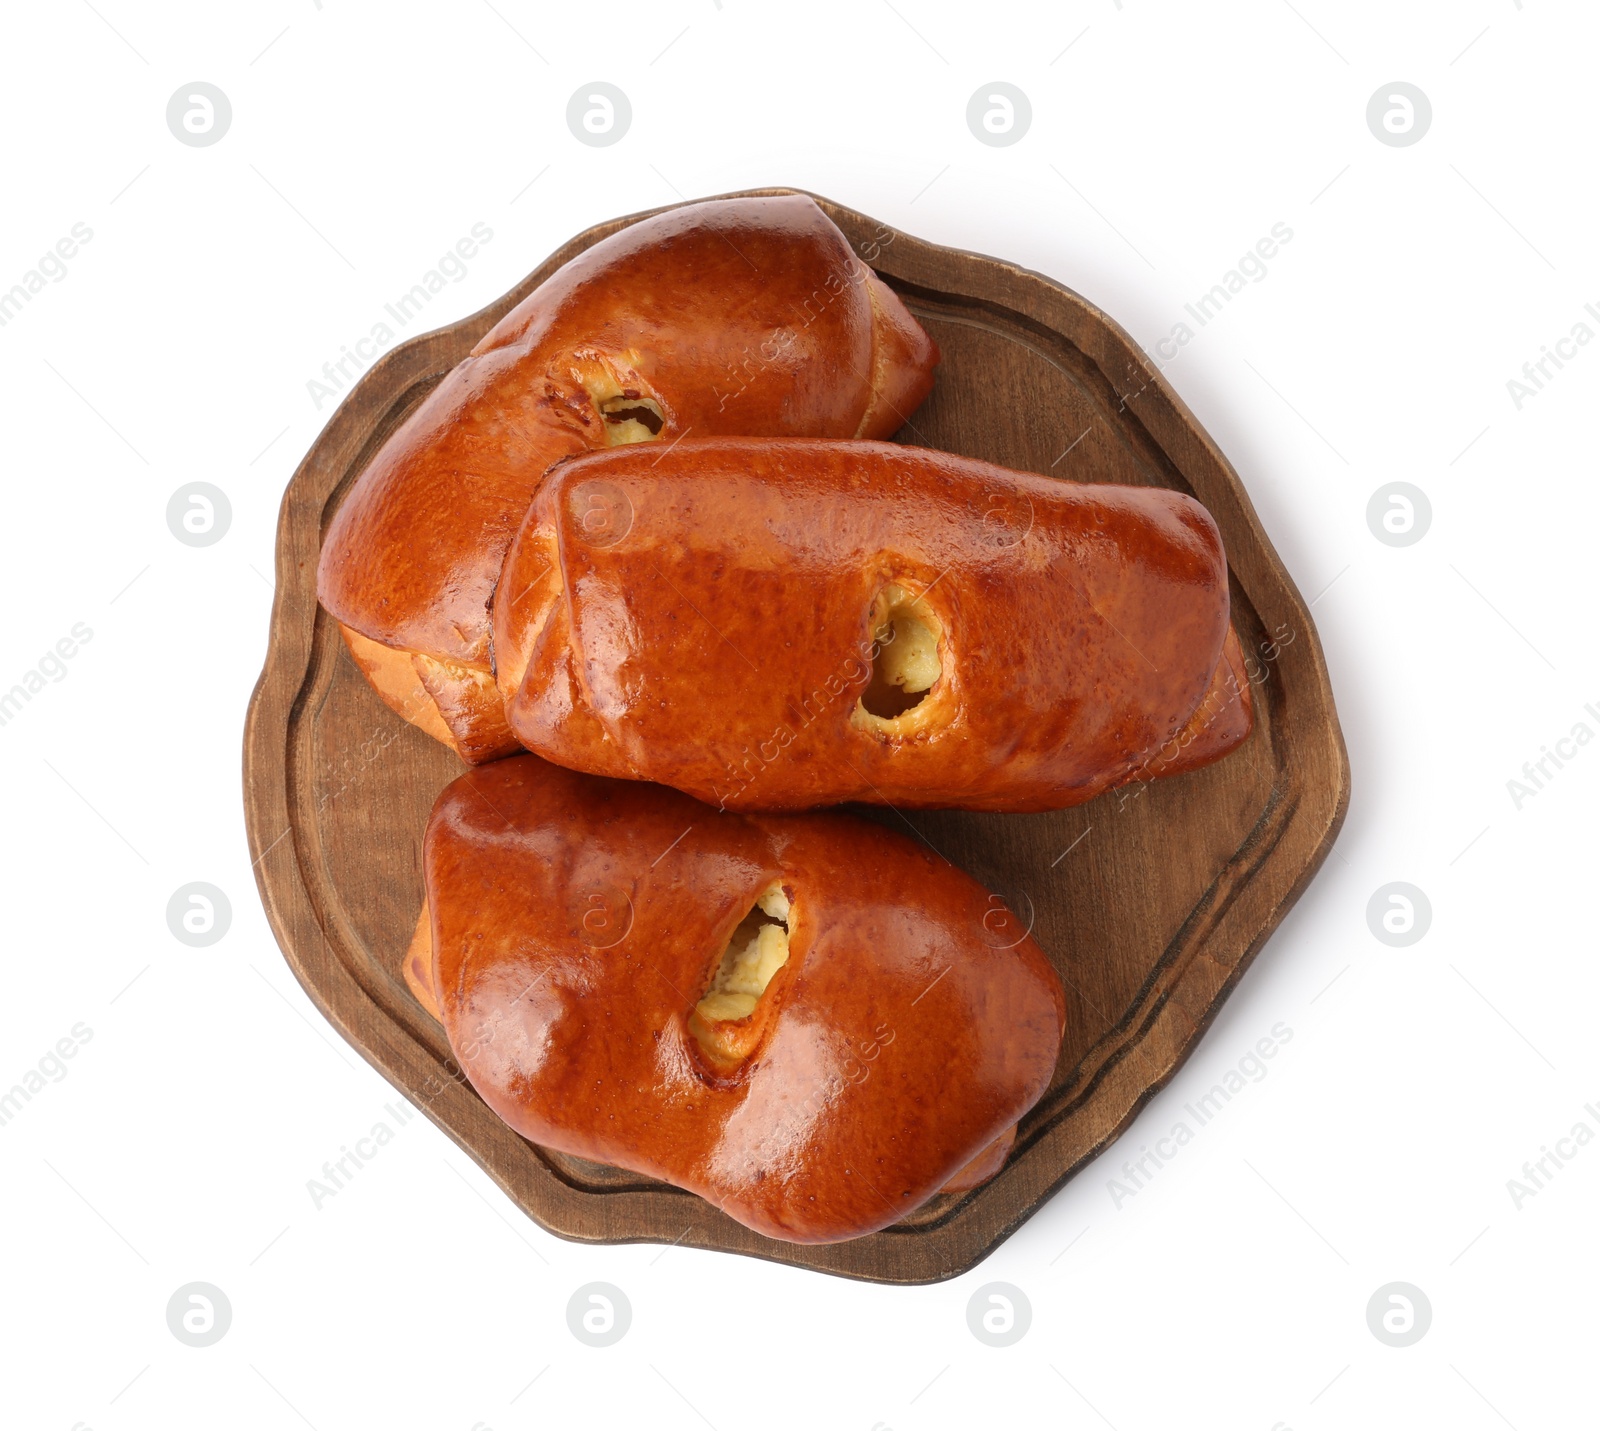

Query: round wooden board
[243,188,1350,1285]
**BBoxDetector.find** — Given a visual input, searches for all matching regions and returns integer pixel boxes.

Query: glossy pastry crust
[317,195,937,762]
[494,438,1251,812]
[424,756,1066,1244]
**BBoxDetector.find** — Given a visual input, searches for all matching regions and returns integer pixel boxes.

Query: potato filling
[859,584,941,719]
[694,884,790,1026]
[599,394,664,445]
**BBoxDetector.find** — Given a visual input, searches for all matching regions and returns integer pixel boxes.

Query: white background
[2,1,1595,1427]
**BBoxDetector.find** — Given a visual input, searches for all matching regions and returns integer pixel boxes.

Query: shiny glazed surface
[317,196,937,758]
[495,438,1246,811]
[425,757,1066,1244]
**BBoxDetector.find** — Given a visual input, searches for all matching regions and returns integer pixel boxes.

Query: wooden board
[243,189,1349,1284]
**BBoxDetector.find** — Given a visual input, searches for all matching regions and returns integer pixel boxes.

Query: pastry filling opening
[860,584,941,719]
[600,394,664,445]
[694,884,791,1025]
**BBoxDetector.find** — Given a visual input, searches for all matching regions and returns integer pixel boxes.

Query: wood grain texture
[243,189,1350,1284]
